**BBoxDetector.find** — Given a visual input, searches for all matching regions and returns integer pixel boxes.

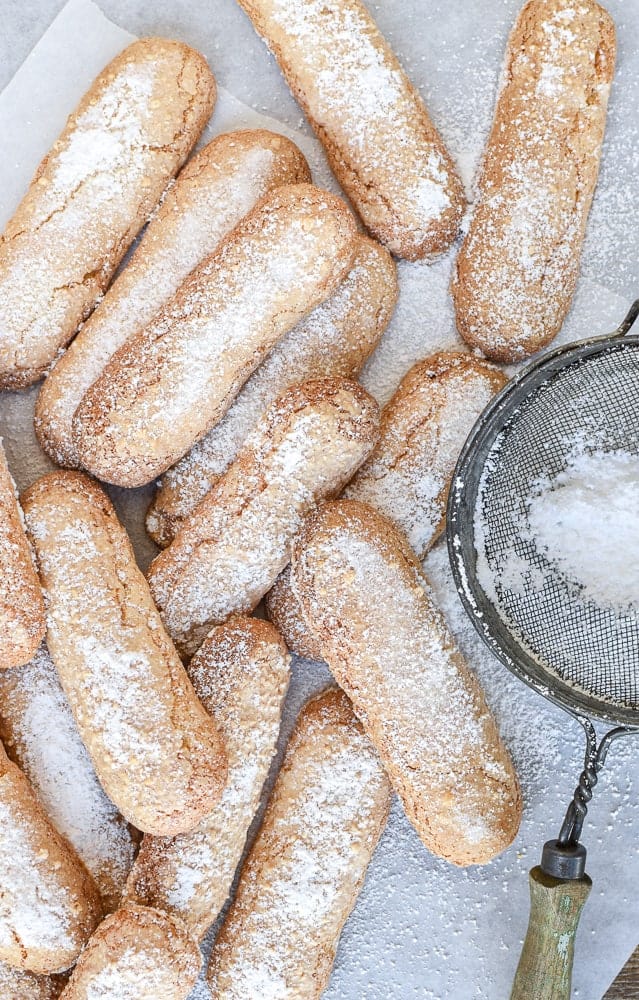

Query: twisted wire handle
[558,720,630,848]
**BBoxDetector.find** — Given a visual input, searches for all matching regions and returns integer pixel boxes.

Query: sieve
[446,300,639,1000]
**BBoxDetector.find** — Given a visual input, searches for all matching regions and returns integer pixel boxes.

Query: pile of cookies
[0,0,614,996]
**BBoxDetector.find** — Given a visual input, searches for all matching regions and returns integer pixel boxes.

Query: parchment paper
[0,2,637,997]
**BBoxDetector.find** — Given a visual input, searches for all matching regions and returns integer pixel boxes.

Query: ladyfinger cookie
[0,962,62,1000]
[451,0,615,361]
[290,500,522,865]
[0,39,215,389]
[0,443,45,669]
[207,687,391,998]
[237,0,464,259]
[59,904,201,1000]
[148,378,379,658]
[73,183,358,487]
[266,352,507,659]
[35,129,310,468]
[345,352,507,555]
[21,472,226,837]
[126,616,290,939]
[0,645,137,912]
[0,740,101,974]
[147,234,397,547]
[265,563,323,661]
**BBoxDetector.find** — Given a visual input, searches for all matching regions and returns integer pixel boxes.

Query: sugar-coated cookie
[0,39,215,388]
[207,688,391,999]
[35,129,309,467]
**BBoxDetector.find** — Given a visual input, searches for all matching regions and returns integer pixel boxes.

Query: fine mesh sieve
[447,301,639,1000]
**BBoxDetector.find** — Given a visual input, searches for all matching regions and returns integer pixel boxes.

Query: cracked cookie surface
[35,128,308,468]
[73,184,358,488]
[237,0,465,259]
[0,38,215,389]
[452,0,615,360]
[21,471,226,837]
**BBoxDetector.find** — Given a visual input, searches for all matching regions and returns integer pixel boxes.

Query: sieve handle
[614,298,639,337]
[510,866,592,1000]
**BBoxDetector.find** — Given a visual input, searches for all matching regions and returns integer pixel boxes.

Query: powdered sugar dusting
[255,0,462,255]
[82,945,180,1000]
[37,133,307,467]
[149,381,377,657]
[74,185,356,485]
[127,619,290,938]
[347,356,503,556]
[0,441,44,663]
[0,42,209,379]
[292,507,519,863]
[0,644,136,911]
[1,3,638,997]
[0,787,74,956]
[0,962,58,999]
[452,0,614,356]
[47,63,155,203]
[149,236,396,541]
[477,444,639,611]
[208,690,391,998]
[526,449,639,608]
[23,478,223,835]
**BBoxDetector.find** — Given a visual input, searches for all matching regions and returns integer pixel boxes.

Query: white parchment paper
[0,2,637,997]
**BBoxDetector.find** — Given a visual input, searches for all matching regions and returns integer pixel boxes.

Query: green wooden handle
[511,866,592,1000]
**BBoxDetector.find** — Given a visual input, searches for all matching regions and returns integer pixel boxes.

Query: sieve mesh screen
[460,340,639,720]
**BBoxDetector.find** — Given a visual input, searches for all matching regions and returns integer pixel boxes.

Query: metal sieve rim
[446,331,639,728]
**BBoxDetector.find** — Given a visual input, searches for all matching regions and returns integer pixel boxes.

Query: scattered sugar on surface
[359,254,461,405]
[51,64,155,202]
[1,4,638,997]
[0,961,57,999]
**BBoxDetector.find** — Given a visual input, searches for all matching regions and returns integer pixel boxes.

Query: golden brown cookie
[290,500,522,865]
[147,234,397,547]
[147,378,379,658]
[73,183,358,487]
[0,644,137,912]
[0,741,101,974]
[22,472,226,837]
[452,0,615,360]
[207,688,391,999]
[0,962,64,999]
[35,129,309,468]
[126,616,290,939]
[0,444,45,669]
[266,352,507,659]
[58,905,201,1000]
[0,39,215,389]
[237,0,464,258]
